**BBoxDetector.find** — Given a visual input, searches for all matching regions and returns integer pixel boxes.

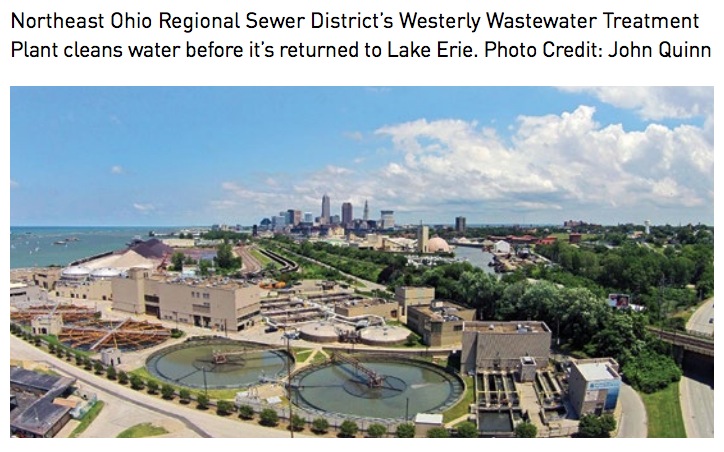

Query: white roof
[414,413,444,425]
[577,362,617,381]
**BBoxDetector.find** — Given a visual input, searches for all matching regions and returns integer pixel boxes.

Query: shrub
[179,388,191,404]
[514,421,538,438]
[117,370,129,385]
[427,427,450,438]
[338,420,359,438]
[93,362,104,375]
[455,421,478,438]
[259,408,279,427]
[106,366,117,380]
[130,375,145,391]
[290,414,306,432]
[83,358,93,371]
[577,414,616,438]
[146,380,159,395]
[196,393,210,410]
[311,417,329,435]
[238,405,255,420]
[161,384,175,400]
[366,423,387,438]
[216,400,235,416]
[395,423,415,438]
[75,354,84,366]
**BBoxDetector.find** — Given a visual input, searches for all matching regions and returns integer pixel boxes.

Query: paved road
[679,364,715,438]
[687,297,714,336]
[616,383,647,437]
[10,336,307,438]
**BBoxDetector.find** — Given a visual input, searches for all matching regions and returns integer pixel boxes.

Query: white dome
[61,266,91,277]
[90,267,122,279]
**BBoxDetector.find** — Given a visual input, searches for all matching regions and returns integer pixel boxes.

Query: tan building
[10,282,42,303]
[461,321,552,374]
[32,268,62,291]
[395,286,435,322]
[54,279,114,301]
[31,314,63,335]
[333,298,399,319]
[111,267,262,332]
[406,300,475,347]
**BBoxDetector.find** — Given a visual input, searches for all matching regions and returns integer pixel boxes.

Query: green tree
[290,414,306,432]
[75,353,84,366]
[83,357,93,370]
[117,370,129,385]
[259,408,279,427]
[395,423,415,438]
[367,423,387,438]
[146,380,159,395]
[577,414,616,438]
[238,405,255,420]
[93,361,104,375]
[105,366,117,380]
[338,420,359,438]
[179,388,191,404]
[171,252,186,271]
[130,375,145,391]
[455,421,478,438]
[515,421,538,438]
[198,259,212,276]
[215,243,242,270]
[216,400,234,416]
[196,393,210,410]
[311,417,329,435]
[161,384,175,400]
[427,427,450,438]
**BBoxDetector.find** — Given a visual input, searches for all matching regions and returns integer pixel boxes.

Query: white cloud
[213,105,712,223]
[111,165,124,174]
[344,131,364,141]
[558,87,713,121]
[133,203,155,212]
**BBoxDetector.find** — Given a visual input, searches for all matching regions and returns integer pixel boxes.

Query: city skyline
[10,87,713,226]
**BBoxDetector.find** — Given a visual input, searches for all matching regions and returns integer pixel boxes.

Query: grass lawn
[117,423,169,438]
[640,383,687,438]
[443,376,474,423]
[69,401,105,438]
[249,248,279,269]
[293,348,314,362]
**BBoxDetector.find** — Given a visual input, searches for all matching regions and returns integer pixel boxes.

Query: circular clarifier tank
[289,355,464,420]
[146,339,291,390]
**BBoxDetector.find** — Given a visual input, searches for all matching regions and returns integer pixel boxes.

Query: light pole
[286,335,294,438]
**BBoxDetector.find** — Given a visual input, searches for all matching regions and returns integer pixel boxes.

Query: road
[679,371,715,438]
[680,298,715,438]
[10,335,308,438]
[687,297,714,336]
[616,383,648,438]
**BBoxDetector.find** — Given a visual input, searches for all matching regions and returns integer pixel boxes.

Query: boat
[53,240,67,245]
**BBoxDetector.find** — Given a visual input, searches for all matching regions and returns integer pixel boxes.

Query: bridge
[648,327,714,357]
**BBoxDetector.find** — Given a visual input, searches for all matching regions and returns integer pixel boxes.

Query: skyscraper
[380,210,395,230]
[342,202,353,226]
[321,194,331,225]
[455,216,466,233]
[363,200,369,222]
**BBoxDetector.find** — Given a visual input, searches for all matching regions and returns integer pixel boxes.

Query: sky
[10,86,713,227]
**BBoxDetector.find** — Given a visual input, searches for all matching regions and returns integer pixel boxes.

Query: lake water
[9,226,179,269]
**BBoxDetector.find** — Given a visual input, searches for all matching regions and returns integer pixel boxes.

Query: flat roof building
[568,358,621,418]
[407,300,475,347]
[461,321,552,375]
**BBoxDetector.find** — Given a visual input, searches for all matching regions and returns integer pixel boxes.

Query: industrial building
[406,300,475,347]
[567,358,621,417]
[10,367,79,438]
[112,267,261,332]
[460,321,552,375]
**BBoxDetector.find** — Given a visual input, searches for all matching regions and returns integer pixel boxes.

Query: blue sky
[10,87,713,227]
